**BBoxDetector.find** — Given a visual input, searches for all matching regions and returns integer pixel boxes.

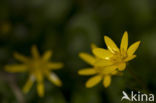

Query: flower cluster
[4,31,141,97]
[78,31,140,88]
[5,45,63,97]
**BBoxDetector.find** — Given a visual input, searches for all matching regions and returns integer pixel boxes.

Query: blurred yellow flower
[78,31,140,88]
[5,45,63,97]
[93,31,141,71]
[0,22,11,34]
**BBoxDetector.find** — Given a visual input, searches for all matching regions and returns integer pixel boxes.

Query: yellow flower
[5,45,63,97]
[78,31,140,88]
[78,44,119,88]
[93,31,141,71]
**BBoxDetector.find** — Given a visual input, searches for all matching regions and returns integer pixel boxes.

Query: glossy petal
[86,75,102,88]
[5,64,28,72]
[14,52,29,63]
[46,72,62,87]
[79,53,95,65]
[23,75,35,93]
[94,59,113,67]
[93,48,113,59]
[42,51,52,61]
[103,75,111,88]
[118,63,126,71]
[120,31,128,51]
[104,36,119,53]
[37,82,44,97]
[78,68,97,75]
[127,41,141,56]
[124,55,136,62]
[101,65,117,74]
[47,62,63,70]
[31,45,40,59]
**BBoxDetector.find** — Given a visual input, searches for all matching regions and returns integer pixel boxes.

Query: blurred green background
[0,0,156,103]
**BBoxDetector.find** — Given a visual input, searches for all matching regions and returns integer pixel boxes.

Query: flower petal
[31,45,40,59]
[111,70,118,75]
[103,75,111,88]
[79,53,95,65]
[47,62,63,70]
[86,75,102,88]
[35,71,44,97]
[35,71,43,82]
[104,36,119,53]
[100,65,117,74]
[124,55,136,62]
[120,31,128,51]
[37,82,44,97]
[23,75,35,93]
[94,59,113,67]
[118,63,126,71]
[78,68,97,75]
[93,48,113,60]
[91,43,98,49]
[46,72,62,87]
[5,64,28,72]
[14,52,29,63]
[42,50,52,61]
[127,41,141,56]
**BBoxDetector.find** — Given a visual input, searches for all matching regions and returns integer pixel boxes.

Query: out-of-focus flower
[78,31,140,88]
[0,22,11,34]
[78,44,119,88]
[5,45,63,97]
[93,31,141,71]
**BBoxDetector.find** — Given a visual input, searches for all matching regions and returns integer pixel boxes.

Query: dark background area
[0,0,156,103]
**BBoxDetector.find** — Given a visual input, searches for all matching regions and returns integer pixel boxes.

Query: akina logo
[121,91,155,102]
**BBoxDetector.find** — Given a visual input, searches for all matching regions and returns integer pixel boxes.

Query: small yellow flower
[5,45,63,97]
[78,31,140,88]
[78,44,118,88]
[93,31,141,71]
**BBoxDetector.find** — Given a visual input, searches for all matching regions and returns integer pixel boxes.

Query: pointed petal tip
[103,84,110,88]
[86,85,92,88]
[78,52,95,65]
[104,35,120,53]
[79,53,85,59]
[56,81,63,87]
[91,43,97,49]
[124,31,128,34]
[104,83,109,88]
[127,40,141,55]
[4,66,13,72]
[123,31,128,37]
[78,70,81,75]
[86,82,94,88]
[137,41,141,44]
[104,35,109,40]
[103,76,111,88]
[4,65,10,72]
[79,52,84,57]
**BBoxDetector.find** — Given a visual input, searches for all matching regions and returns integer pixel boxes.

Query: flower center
[28,59,47,73]
[110,49,128,64]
